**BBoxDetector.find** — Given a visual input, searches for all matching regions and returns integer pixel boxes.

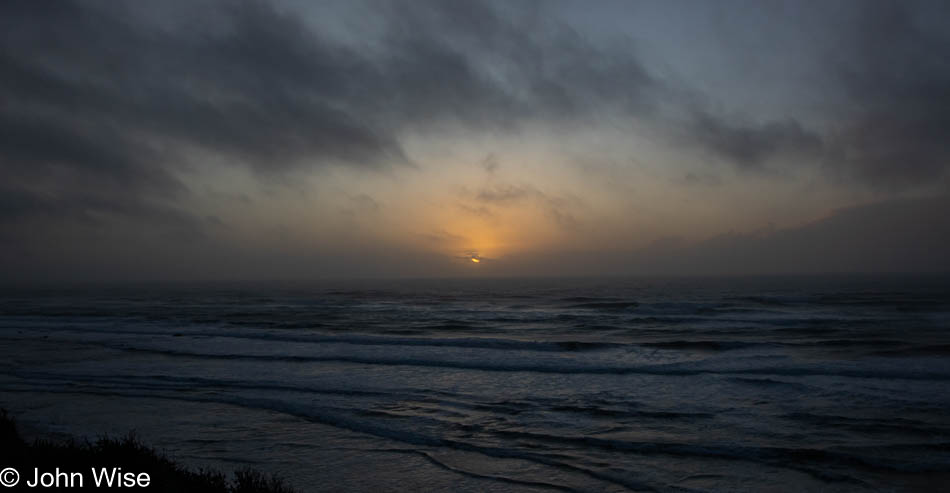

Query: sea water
[1,276,949,491]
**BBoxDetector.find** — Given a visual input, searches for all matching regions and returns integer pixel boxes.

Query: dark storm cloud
[2,0,949,281]
[686,112,823,170]
[0,0,398,235]
[0,0,406,171]
[1,0,863,227]
[378,1,659,122]
[824,0,950,188]
[0,0,666,230]
[3,0,947,207]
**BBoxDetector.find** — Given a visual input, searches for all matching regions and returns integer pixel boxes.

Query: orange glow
[470,257,480,263]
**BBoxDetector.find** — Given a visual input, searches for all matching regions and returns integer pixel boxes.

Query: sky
[1,0,949,281]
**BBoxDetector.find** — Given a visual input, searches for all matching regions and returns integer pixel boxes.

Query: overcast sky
[2,0,949,281]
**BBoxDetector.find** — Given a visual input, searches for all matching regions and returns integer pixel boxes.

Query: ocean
[1,276,949,491]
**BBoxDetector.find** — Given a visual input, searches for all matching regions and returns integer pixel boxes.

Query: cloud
[633,194,950,275]
[456,204,494,218]
[3,0,945,201]
[0,0,855,230]
[467,183,582,229]
[474,184,536,204]
[420,229,468,245]
[685,112,823,170]
[339,194,381,219]
[2,0,949,281]
[479,154,500,174]
[490,194,950,276]
[0,0,408,172]
[822,0,950,188]
[679,172,722,187]
[0,0,661,235]
[0,0,405,245]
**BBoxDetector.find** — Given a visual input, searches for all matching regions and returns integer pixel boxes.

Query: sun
[470,257,481,263]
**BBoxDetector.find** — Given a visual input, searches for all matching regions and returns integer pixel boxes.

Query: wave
[17,370,712,427]
[549,404,713,420]
[869,344,950,357]
[724,295,795,306]
[781,412,950,436]
[7,370,947,488]
[5,377,875,484]
[564,301,639,311]
[727,377,812,390]
[13,371,392,399]
[490,429,946,475]
[400,449,582,492]
[0,382,658,492]
[639,340,768,351]
[7,325,621,353]
[116,345,950,380]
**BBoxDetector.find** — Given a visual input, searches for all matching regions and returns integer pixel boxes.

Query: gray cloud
[420,229,468,245]
[643,194,950,275]
[339,194,382,219]
[823,0,950,188]
[685,112,823,170]
[468,182,582,230]
[491,194,950,277]
[0,0,664,234]
[0,0,401,241]
[680,172,722,187]
[479,154,500,174]
[0,0,869,230]
[3,0,946,194]
[475,185,537,204]
[654,0,950,184]
[2,0,949,280]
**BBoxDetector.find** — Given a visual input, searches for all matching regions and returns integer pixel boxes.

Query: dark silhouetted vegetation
[0,410,295,492]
